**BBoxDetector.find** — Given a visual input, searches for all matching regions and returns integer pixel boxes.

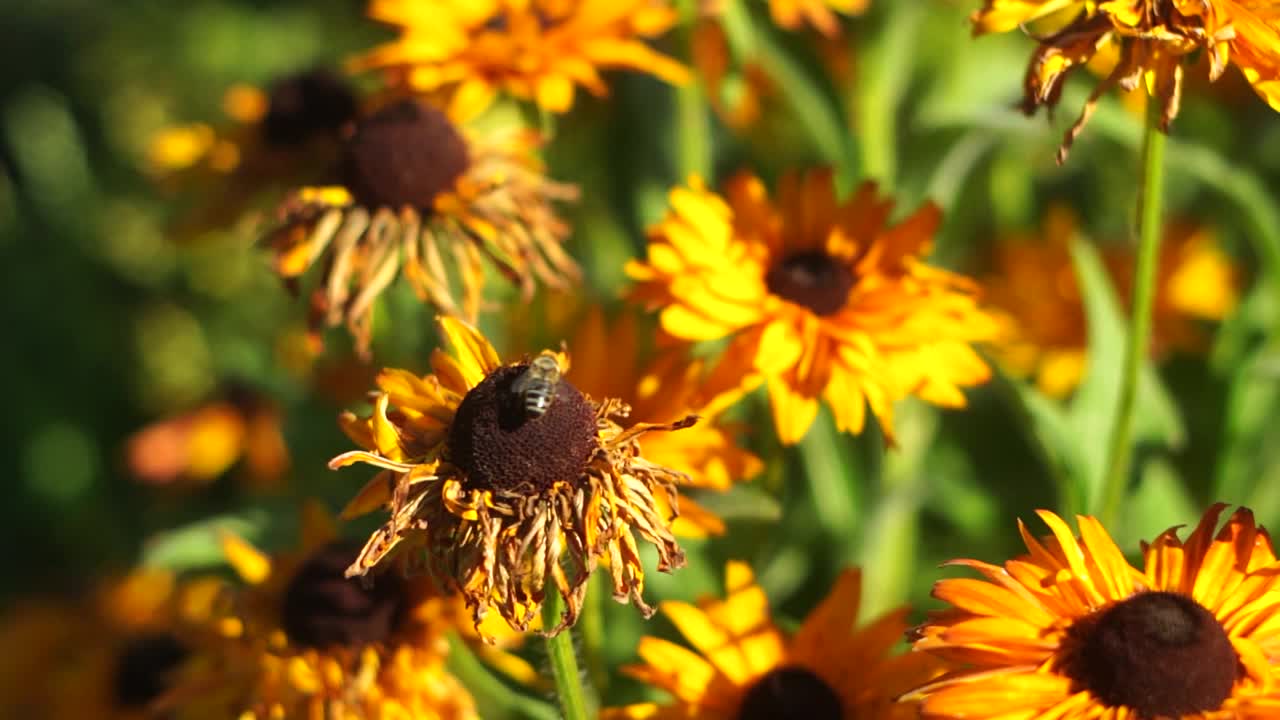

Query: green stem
[1097,97,1166,526]
[542,583,591,720]
[852,2,922,190]
[799,408,861,557]
[673,0,712,179]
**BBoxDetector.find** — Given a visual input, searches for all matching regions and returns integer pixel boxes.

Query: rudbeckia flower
[125,383,289,489]
[147,68,358,236]
[349,0,690,120]
[332,316,696,636]
[627,169,998,445]
[266,99,579,356]
[985,206,1240,398]
[207,504,479,719]
[563,306,764,537]
[906,504,1280,719]
[605,561,938,719]
[0,570,216,719]
[972,1,1280,158]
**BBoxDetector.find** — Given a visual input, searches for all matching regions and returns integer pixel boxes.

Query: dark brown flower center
[765,250,855,316]
[261,68,357,146]
[340,100,471,213]
[113,632,188,708]
[1063,591,1238,718]
[737,666,842,720]
[448,363,598,495]
[281,540,407,649]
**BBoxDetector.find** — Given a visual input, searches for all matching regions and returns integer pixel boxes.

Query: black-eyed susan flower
[0,570,217,719]
[207,504,480,719]
[267,99,578,356]
[350,0,690,120]
[332,316,697,636]
[125,383,289,489]
[985,206,1240,398]
[563,306,764,537]
[973,1,1280,158]
[605,561,939,719]
[148,68,358,234]
[906,504,1280,719]
[627,170,999,446]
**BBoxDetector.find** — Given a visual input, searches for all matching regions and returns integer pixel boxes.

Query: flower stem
[673,0,711,179]
[542,583,591,720]
[1097,97,1166,526]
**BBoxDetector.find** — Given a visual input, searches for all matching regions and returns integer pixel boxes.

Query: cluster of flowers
[10,0,1280,718]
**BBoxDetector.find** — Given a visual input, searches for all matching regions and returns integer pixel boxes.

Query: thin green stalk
[579,570,610,697]
[1097,97,1166,527]
[542,583,591,720]
[673,0,711,179]
[445,634,559,720]
[799,408,861,558]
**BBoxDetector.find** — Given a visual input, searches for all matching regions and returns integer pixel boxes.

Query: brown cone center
[448,363,598,495]
[1063,591,1238,718]
[765,250,855,316]
[113,631,188,708]
[737,666,842,720]
[281,540,408,649]
[340,100,471,213]
[261,68,357,146]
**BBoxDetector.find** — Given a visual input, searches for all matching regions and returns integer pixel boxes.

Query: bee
[511,355,562,419]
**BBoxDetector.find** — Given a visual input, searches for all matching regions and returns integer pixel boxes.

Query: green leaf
[1067,240,1185,506]
[141,508,273,571]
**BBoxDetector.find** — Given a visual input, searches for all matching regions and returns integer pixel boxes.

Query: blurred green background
[3,1,1280,713]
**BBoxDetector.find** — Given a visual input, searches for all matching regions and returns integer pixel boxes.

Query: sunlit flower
[206,504,480,719]
[985,206,1240,398]
[332,316,696,636]
[125,383,289,489]
[147,68,358,235]
[906,504,1280,719]
[267,99,578,356]
[0,570,216,719]
[972,1,1280,159]
[350,0,690,120]
[605,561,938,719]
[627,170,999,446]
[561,306,764,537]
[764,0,868,37]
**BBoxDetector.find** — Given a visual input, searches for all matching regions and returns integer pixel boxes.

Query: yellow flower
[605,561,939,719]
[350,0,690,120]
[0,570,220,719]
[766,0,868,37]
[627,170,999,446]
[266,99,579,357]
[906,504,1280,719]
[332,316,696,636]
[205,504,480,719]
[147,68,359,236]
[560,306,765,537]
[125,384,289,489]
[985,206,1240,398]
[972,1,1280,159]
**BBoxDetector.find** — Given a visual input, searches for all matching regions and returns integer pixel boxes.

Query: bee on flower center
[510,355,561,419]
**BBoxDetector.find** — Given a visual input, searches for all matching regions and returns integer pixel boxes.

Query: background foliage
[3,0,1280,714]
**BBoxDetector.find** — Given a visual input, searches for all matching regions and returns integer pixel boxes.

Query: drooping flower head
[606,561,939,719]
[906,504,1280,719]
[627,170,999,445]
[349,0,690,120]
[205,504,479,719]
[973,1,1280,159]
[332,316,696,636]
[266,99,578,356]
[985,206,1240,398]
